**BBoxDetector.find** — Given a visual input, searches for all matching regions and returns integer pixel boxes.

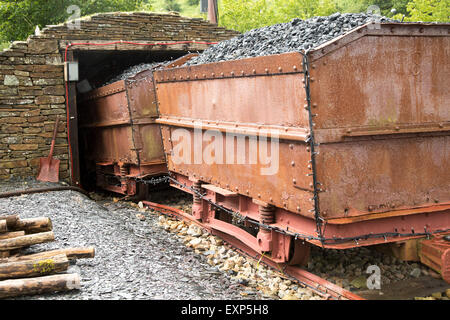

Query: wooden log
[0,215,19,229]
[0,221,6,234]
[0,231,25,240]
[0,254,69,280]
[0,273,80,299]
[1,247,95,263]
[0,231,54,251]
[11,217,52,234]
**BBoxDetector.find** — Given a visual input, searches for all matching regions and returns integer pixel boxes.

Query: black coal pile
[185,12,397,66]
[104,61,168,85]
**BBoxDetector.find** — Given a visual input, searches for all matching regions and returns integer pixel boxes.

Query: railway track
[142,198,363,300]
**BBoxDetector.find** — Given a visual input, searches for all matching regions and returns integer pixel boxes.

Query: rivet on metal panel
[346,129,352,134]
[269,197,273,202]
[265,68,269,73]
[195,74,198,79]
[296,206,301,212]
[306,147,311,152]
[235,187,239,191]
[252,69,256,75]
[312,103,317,108]
[312,64,316,69]
[439,123,444,128]
[211,73,215,77]
[226,184,229,188]
[203,74,206,78]
[246,190,249,195]
[293,65,297,71]
[221,72,224,77]
[241,70,245,76]
[187,75,190,80]
[231,71,235,76]
[310,77,315,82]
[278,67,282,72]
[258,194,261,198]
[292,179,297,185]
[291,161,295,167]
[289,144,294,150]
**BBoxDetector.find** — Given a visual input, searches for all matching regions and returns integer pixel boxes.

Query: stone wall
[0,12,239,182]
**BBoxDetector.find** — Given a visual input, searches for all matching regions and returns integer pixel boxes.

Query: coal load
[104,61,168,85]
[185,13,397,66]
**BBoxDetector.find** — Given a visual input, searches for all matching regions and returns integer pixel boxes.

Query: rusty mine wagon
[153,23,450,282]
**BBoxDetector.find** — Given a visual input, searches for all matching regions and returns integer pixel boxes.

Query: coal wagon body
[153,23,450,277]
[78,68,166,197]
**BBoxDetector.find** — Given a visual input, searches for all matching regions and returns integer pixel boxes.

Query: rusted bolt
[291,161,295,167]
[265,68,269,73]
[292,179,296,184]
[293,65,297,71]
[289,144,294,150]
[278,67,282,72]
[296,206,301,212]
[306,146,311,152]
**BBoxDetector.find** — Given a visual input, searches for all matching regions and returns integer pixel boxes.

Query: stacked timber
[0,214,95,299]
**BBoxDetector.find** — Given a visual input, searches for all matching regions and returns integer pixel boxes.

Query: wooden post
[0,231,54,251]
[0,215,19,229]
[0,221,6,233]
[0,247,95,263]
[12,217,53,234]
[0,273,80,298]
[0,254,69,280]
[0,231,25,241]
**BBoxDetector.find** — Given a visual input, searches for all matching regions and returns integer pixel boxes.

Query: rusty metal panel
[160,126,315,216]
[79,69,165,170]
[316,136,450,219]
[155,52,316,216]
[155,52,308,127]
[309,33,449,136]
[308,24,450,220]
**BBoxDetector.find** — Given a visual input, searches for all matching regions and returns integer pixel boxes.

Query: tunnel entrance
[68,49,190,195]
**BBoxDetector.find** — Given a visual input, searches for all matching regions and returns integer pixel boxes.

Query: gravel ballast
[185,13,396,66]
[0,180,251,300]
